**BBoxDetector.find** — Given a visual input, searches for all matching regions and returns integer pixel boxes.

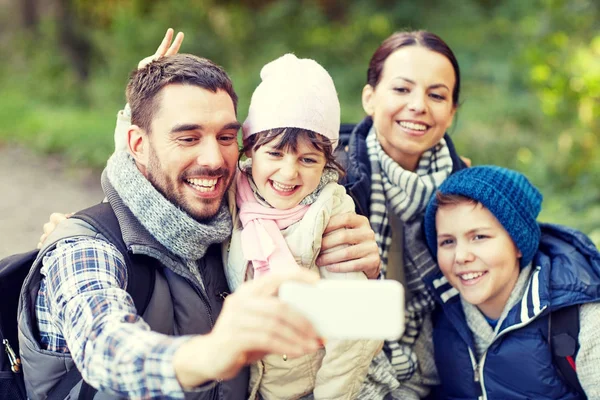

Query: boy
[422,165,600,399]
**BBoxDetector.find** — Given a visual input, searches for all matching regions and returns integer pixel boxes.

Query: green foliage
[0,0,598,244]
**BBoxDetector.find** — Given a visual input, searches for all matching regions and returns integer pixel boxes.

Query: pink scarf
[236,172,309,278]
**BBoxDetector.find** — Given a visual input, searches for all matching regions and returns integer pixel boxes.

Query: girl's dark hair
[367,31,461,106]
[240,128,345,178]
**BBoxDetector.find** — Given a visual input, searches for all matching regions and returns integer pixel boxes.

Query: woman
[342,31,468,399]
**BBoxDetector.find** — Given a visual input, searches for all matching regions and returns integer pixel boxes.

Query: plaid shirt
[36,236,191,399]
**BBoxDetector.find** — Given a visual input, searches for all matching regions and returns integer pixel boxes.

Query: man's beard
[145,146,232,223]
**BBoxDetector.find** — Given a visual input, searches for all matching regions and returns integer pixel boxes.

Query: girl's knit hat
[242,53,340,149]
[424,166,543,268]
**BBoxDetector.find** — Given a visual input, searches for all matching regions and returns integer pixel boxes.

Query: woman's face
[362,46,457,171]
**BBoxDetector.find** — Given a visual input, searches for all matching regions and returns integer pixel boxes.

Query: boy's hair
[126,54,238,133]
[240,127,345,178]
[424,165,543,268]
[434,192,477,208]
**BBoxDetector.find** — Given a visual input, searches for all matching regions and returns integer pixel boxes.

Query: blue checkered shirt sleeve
[37,237,191,399]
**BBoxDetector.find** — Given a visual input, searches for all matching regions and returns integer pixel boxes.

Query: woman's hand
[137,28,185,70]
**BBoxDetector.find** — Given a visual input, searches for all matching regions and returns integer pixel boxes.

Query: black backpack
[550,304,586,398]
[0,202,155,400]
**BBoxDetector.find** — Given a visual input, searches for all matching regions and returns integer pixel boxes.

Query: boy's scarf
[105,150,233,262]
[366,127,452,380]
[236,171,308,277]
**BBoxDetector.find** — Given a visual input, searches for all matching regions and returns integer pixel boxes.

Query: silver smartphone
[279,280,405,340]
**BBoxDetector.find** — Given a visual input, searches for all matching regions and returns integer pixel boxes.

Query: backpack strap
[549,304,586,397]
[74,202,155,316]
[46,202,156,400]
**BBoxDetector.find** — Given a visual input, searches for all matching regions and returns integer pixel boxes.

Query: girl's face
[250,135,327,210]
[435,202,522,320]
[362,46,457,171]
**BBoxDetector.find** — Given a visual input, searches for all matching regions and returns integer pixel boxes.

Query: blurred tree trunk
[55,0,92,81]
[20,0,39,32]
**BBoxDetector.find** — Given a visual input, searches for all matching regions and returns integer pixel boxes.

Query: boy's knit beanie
[242,53,340,149]
[424,166,543,268]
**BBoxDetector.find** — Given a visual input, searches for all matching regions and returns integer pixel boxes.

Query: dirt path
[0,145,105,258]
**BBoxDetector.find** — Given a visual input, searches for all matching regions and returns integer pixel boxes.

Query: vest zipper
[474,305,547,399]
[184,271,223,399]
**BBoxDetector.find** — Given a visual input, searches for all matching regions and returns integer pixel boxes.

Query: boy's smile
[435,202,522,319]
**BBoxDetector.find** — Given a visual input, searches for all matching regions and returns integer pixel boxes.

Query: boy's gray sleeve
[576,301,600,398]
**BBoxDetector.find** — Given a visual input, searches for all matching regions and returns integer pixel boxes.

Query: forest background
[0,0,598,245]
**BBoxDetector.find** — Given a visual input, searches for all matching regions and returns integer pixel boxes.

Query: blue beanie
[424,166,543,268]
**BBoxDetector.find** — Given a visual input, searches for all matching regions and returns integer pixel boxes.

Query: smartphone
[279,279,404,340]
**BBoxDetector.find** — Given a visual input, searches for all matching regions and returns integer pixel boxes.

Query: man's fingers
[317,241,380,278]
[165,32,184,56]
[322,212,362,235]
[234,302,319,354]
[320,224,374,250]
[155,28,174,57]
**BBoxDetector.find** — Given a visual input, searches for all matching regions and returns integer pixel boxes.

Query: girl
[225,53,381,400]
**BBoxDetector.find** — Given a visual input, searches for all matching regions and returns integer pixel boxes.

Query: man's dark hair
[126,54,238,132]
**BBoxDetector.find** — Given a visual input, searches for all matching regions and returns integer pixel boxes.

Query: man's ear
[127,125,149,172]
[361,84,375,116]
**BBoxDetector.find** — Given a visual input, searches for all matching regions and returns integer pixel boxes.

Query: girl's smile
[250,135,327,210]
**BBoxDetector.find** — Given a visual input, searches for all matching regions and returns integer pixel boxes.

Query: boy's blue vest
[424,224,600,399]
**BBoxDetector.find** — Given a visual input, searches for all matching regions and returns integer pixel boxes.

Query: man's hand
[37,212,73,249]
[172,269,321,389]
[316,213,380,279]
[137,28,184,70]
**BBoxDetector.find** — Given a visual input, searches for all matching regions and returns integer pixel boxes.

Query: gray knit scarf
[106,150,233,262]
[366,127,452,381]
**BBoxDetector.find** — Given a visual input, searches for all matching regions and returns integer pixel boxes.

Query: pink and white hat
[242,53,340,149]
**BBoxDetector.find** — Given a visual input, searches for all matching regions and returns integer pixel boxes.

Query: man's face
[142,84,240,222]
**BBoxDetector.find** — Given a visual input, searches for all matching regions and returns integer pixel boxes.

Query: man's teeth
[399,121,428,131]
[187,178,217,192]
[459,271,485,281]
[272,181,296,192]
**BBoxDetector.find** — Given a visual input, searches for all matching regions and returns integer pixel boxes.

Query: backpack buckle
[3,339,21,373]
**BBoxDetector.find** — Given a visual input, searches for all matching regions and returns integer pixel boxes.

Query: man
[22,53,380,400]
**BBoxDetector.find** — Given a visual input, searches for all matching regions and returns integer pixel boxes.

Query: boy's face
[435,202,522,320]
[250,135,326,210]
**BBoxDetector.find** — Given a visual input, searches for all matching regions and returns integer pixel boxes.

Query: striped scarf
[366,127,452,380]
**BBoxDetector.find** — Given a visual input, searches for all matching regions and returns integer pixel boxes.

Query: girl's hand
[137,28,185,70]
[37,212,73,249]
